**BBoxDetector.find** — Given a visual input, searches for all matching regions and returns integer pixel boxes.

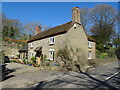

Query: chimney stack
[72,7,80,23]
[35,26,41,34]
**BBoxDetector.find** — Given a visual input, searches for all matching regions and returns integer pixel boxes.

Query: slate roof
[28,21,95,42]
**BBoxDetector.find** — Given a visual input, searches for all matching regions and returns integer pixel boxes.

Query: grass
[10,60,17,62]
[88,57,118,67]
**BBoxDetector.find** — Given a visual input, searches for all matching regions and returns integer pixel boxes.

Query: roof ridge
[36,21,73,35]
[28,21,74,42]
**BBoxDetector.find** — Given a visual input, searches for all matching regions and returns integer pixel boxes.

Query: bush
[30,57,36,63]
[16,54,20,58]
[10,60,17,62]
[57,47,73,70]
[99,53,108,58]
[88,59,96,67]
[23,59,27,64]
[115,46,120,60]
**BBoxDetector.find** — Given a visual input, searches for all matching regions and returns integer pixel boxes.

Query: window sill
[49,59,53,61]
[88,58,92,59]
[49,43,54,45]
[30,47,33,49]
[88,46,92,48]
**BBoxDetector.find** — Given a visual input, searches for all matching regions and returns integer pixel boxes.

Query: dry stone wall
[2,41,23,58]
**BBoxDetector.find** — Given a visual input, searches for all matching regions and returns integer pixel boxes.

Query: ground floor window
[30,51,34,58]
[49,49,54,60]
[88,51,92,59]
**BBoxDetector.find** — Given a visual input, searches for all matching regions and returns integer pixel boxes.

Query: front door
[36,51,42,65]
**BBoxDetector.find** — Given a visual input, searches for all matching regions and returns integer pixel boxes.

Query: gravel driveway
[1,62,65,88]
[1,61,119,89]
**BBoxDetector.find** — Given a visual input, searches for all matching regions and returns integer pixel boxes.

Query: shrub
[30,57,36,63]
[115,46,120,60]
[88,59,96,67]
[10,60,17,62]
[98,53,108,59]
[23,59,26,64]
[35,63,40,67]
[57,47,73,70]
[16,54,20,58]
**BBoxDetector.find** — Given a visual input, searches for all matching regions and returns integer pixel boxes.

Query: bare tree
[80,8,90,32]
[90,4,118,44]
[2,13,23,39]
[90,4,117,26]
[23,21,51,36]
[23,21,42,35]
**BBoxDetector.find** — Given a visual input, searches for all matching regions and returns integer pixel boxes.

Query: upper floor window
[30,43,33,49]
[88,41,92,48]
[74,24,77,29]
[49,37,55,45]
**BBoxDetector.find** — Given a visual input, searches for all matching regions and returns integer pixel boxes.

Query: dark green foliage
[30,57,36,63]
[115,47,120,60]
[2,25,19,39]
[112,37,120,48]
[96,42,104,52]
[91,23,115,45]
[98,53,108,59]
[10,60,17,62]
[16,54,20,58]
[23,59,26,64]
[96,47,116,59]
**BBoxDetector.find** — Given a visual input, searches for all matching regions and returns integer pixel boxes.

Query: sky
[2,2,118,28]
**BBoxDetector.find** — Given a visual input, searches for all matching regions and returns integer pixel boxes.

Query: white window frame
[88,51,92,59]
[30,43,33,47]
[74,23,77,28]
[49,49,54,60]
[49,37,55,45]
[88,41,92,48]
[30,51,34,57]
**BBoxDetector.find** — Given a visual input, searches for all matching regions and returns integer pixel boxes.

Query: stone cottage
[28,7,96,67]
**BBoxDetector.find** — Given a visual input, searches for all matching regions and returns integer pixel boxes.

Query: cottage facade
[18,45,28,60]
[28,7,96,66]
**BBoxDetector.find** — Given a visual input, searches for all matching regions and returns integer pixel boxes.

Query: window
[49,49,54,60]
[88,51,92,59]
[30,51,33,57]
[88,41,91,48]
[31,43,33,47]
[74,24,77,28]
[30,43,33,48]
[30,43,33,49]
[49,37,55,45]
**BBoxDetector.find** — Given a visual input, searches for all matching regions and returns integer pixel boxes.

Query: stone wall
[2,41,23,58]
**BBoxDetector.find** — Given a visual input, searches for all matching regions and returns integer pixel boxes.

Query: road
[1,61,120,89]
[28,61,120,89]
